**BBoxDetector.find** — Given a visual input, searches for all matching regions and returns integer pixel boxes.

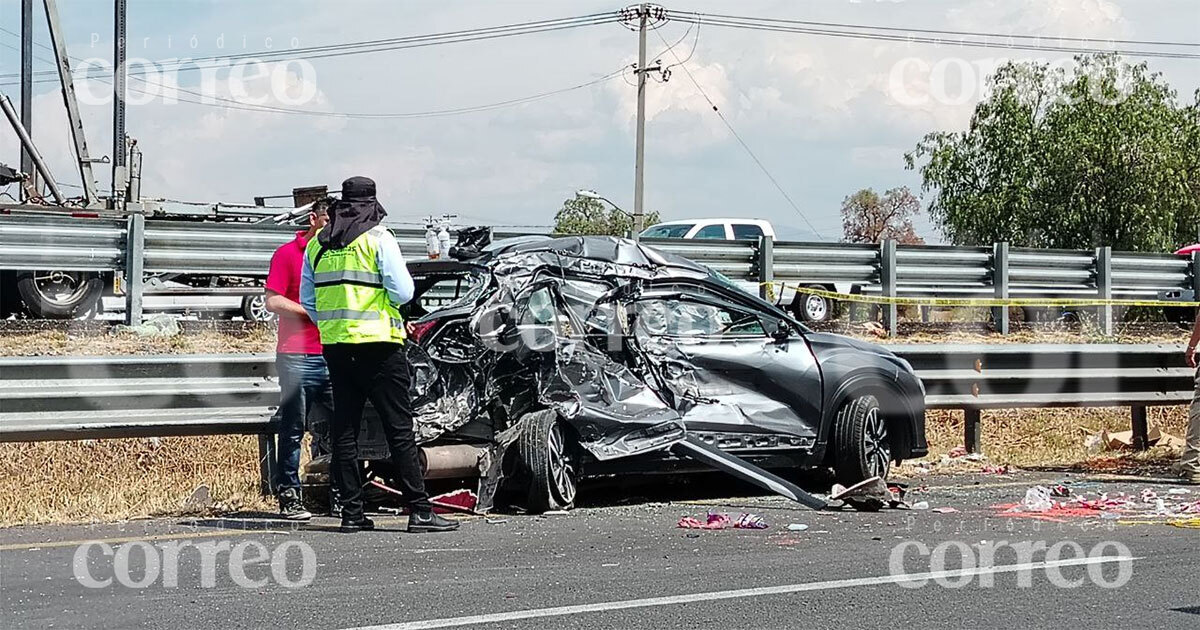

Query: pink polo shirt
[265,231,323,355]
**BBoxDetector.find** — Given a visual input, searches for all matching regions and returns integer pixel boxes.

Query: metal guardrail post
[757,235,773,301]
[258,433,277,496]
[1192,250,1200,306]
[964,408,982,454]
[881,239,897,336]
[992,242,1009,334]
[1096,246,1112,336]
[1130,405,1149,451]
[124,212,145,325]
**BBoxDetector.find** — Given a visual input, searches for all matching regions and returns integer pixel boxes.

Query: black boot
[339,515,375,533]
[408,511,460,533]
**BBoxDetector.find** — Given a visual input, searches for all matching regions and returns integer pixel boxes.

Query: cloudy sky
[1,0,1198,241]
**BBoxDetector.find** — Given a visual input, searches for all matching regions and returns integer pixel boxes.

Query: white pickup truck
[639,218,850,323]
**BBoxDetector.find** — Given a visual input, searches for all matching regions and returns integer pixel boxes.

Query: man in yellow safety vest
[300,176,460,533]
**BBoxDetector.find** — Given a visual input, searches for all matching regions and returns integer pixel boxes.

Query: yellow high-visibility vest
[305,226,406,344]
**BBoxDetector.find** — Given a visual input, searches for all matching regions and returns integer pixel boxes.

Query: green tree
[553,195,661,237]
[841,187,925,245]
[906,54,1200,251]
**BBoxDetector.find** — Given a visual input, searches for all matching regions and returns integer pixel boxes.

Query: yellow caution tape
[770,283,1200,308]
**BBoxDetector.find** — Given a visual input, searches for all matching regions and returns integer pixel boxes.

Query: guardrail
[0,345,1188,462]
[898,343,1191,453]
[2,212,1198,334]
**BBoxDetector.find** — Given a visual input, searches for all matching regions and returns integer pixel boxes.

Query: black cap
[341,176,376,200]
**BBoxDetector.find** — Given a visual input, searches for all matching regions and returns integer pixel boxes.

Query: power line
[0,13,622,83]
[652,28,825,239]
[668,11,1200,60]
[692,11,1200,48]
[0,38,626,120]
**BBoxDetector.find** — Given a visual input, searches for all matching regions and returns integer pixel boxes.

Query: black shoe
[339,515,375,533]
[408,511,460,533]
[278,488,312,521]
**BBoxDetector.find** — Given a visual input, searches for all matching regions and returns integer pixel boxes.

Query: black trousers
[323,342,431,519]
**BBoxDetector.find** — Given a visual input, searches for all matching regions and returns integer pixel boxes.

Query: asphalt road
[1,471,1197,630]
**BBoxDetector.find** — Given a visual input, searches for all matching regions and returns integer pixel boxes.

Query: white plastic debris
[1022,486,1054,512]
[910,501,930,510]
[113,314,181,337]
[787,523,809,531]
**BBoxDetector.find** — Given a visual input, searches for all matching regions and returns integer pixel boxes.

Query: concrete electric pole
[632,4,648,242]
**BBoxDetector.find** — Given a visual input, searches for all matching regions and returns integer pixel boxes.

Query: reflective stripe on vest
[305,227,406,345]
[312,269,384,287]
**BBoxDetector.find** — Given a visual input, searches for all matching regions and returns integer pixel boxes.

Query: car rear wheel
[833,394,891,484]
[516,409,578,513]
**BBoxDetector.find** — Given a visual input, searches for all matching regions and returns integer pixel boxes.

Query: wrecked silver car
[351,232,926,512]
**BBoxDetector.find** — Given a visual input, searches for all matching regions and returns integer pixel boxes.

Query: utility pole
[632,3,648,242]
[112,0,128,210]
[20,0,36,199]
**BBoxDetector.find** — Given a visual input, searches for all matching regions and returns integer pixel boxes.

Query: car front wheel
[832,393,891,484]
[516,410,578,513]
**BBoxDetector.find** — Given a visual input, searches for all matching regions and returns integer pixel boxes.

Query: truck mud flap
[671,435,827,510]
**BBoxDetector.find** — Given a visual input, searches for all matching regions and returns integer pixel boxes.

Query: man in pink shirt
[264,201,333,520]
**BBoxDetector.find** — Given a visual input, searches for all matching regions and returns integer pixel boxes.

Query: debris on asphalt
[1021,486,1054,512]
[999,485,1200,522]
[910,501,930,510]
[786,523,809,531]
[830,477,890,511]
[931,507,959,514]
[368,481,478,514]
[677,511,770,530]
[980,464,1012,475]
[734,513,769,529]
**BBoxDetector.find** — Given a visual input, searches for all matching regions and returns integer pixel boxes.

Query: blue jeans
[274,353,333,494]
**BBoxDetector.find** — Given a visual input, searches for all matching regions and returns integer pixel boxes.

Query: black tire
[0,271,19,319]
[516,409,578,513]
[15,270,103,319]
[832,393,891,485]
[242,294,275,322]
[1165,306,1195,327]
[795,285,836,323]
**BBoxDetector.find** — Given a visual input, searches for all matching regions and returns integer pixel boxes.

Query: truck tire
[833,393,891,485]
[0,271,19,319]
[15,270,103,319]
[516,409,578,513]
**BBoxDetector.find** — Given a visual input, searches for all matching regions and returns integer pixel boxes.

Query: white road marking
[342,555,1138,630]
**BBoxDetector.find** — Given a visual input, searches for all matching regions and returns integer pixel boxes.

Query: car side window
[731,224,764,240]
[692,224,727,239]
[634,298,766,338]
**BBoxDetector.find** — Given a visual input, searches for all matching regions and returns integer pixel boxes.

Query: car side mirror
[770,320,791,342]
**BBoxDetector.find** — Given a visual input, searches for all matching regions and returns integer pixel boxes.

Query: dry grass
[0,320,275,356]
[916,405,1189,471]
[0,436,273,527]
